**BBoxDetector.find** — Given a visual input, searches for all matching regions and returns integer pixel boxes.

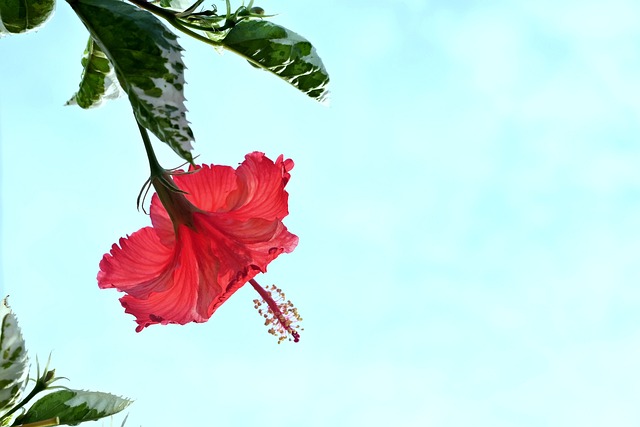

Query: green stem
[166,18,227,48]
[15,417,60,427]
[125,0,231,47]
[135,117,185,194]
[2,380,49,425]
[178,19,227,33]
[136,119,164,178]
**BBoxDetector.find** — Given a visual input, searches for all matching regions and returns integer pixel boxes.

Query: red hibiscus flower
[98,152,302,342]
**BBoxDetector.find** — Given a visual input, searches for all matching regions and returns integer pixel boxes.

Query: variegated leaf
[15,389,132,426]
[67,36,121,109]
[221,20,330,103]
[0,298,28,416]
[0,0,54,35]
[67,0,194,162]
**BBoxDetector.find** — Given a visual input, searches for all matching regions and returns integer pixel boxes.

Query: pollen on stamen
[250,280,303,344]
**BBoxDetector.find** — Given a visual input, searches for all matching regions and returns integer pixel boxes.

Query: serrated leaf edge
[223,21,330,104]
[63,390,133,414]
[0,297,29,414]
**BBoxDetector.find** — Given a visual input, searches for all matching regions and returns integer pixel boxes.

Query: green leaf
[17,390,132,426]
[0,0,54,35]
[221,20,330,103]
[0,298,28,416]
[66,36,121,109]
[67,0,194,162]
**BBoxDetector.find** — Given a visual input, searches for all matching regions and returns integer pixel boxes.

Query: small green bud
[42,369,56,386]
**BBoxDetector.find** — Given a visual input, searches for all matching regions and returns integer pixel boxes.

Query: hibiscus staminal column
[250,279,303,344]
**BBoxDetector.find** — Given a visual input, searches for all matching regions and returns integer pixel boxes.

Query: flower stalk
[136,119,199,229]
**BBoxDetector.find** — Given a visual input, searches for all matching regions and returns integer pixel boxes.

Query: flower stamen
[250,279,302,344]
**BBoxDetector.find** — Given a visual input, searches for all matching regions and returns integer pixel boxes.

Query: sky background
[3,0,640,426]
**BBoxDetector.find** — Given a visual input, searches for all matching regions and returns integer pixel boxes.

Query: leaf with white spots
[0,298,28,417]
[0,0,55,35]
[16,390,132,426]
[221,20,330,103]
[67,0,194,162]
[66,36,121,109]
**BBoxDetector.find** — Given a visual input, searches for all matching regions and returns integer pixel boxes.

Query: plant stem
[136,119,164,177]
[135,116,186,197]
[125,0,229,48]
[15,417,60,427]
[1,379,49,424]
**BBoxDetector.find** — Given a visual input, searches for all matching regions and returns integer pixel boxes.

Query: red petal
[227,152,293,221]
[173,164,239,213]
[118,228,206,331]
[98,227,174,298]
[149,193,175,246]
[118,224,251,331]
[193,213,298,275]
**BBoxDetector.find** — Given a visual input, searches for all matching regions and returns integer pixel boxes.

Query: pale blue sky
[3,1,640,426]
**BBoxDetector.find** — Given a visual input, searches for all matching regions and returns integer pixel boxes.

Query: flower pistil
[250,279,302,344]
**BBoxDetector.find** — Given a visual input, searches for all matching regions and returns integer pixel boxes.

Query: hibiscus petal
[97,227,174,298]
[119,225,245,331]
[117,229,204,331]
[119,272,203,332]
[229,152,293,221]
[173,164,239,213]
[276,154,294,184]
[202,215,280,244]
[149,193,175,246]
[194,213,298,275]
[245,223,299,256]
[243,224,299,271]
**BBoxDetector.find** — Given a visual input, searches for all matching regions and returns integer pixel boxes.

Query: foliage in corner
[221,20,330,103]
[67,37,121,109]
[148,1,331,103]
[0,299,131,427]
[14,390,132,426]
[0,0,55,35]
[67,0,194,162]
[0,299,28,419]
